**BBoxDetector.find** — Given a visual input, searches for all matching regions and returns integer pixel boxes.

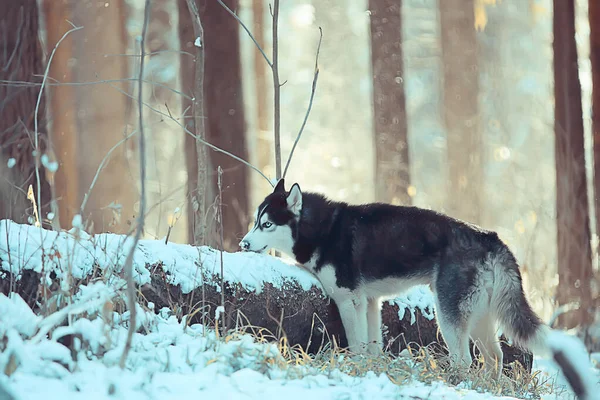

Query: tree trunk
[0,0,51,225]
[591,0,600,242]
[43,0,79,230]
[67,0,137,234]
[179,0,197,243]
[199,0,250,250]
[438,0,482,224]
[553,0,593,329]
[251,0,273,198]
[180,0,209,246]
[368,0,411,206]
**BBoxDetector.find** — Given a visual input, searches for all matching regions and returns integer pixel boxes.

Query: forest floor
[0,220,598,400]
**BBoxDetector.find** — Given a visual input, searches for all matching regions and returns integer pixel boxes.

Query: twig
[79,129,137,215]
[119,0,151,369]
[31,23,82,312]
[1,77,193,100]
[217,0,272,67]
[272,0,282,179]
[283,27,322,179]
[217,166,225,330]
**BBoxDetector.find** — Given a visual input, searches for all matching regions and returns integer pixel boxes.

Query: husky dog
[240,179,592,399]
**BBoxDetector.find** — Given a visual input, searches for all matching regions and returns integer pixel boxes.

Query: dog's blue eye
[262,221,272,229]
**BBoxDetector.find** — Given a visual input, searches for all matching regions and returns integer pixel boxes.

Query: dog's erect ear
[286,183,302,216]
[274,178,285,193]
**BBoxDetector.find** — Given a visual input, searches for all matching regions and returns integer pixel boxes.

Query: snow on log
[0,220,531,370]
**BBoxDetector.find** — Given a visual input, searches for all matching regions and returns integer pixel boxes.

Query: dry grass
[214,319,563,400]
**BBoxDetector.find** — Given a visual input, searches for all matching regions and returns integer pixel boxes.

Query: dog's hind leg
[367,297,382,355]
[433,267,473,370]
[435,305,472,369]
[470,313,503,380]
[336,295,368,354]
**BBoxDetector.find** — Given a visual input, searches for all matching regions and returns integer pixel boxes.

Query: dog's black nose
[239,240,250,251]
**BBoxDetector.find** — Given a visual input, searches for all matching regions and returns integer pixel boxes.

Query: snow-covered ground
[3,289,593,400]
[0,220,598,399]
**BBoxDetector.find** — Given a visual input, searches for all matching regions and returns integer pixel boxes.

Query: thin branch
[217,0,273,68]
[0,77,193,100]
[217,166,225,326]
[272,0,282,180]
[283,27,322,179]
[120,0,151,369]
[108,79,273,187]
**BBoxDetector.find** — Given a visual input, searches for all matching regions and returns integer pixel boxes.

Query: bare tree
[553,0,593,329]
[368,0,411,205]
[438,0,482,224]
[0,0,51,224]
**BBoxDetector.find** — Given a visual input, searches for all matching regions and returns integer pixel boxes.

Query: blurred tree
[137,0,188,243]
[0,0,51,225]
[44,0,78,230]
[438,0,482,224]
[368,0,411,205]
[48,0,137,234]
[553,0,593,328]
[591,0,600,241]
[189,0,249,250]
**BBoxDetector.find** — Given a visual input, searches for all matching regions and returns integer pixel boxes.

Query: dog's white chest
[314,264,352,300]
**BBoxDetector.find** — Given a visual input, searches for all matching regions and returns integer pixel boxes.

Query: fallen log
[0,220,532,372]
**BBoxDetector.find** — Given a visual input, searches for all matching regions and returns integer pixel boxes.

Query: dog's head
[239,179,302,255]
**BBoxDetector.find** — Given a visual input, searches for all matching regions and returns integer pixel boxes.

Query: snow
[40,154,59,173]
[388,284,436,323]
[0,219,320,295]
[194,37,201,47]
[0,291,572,400]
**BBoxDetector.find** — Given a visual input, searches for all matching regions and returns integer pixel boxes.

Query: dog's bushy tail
[492,258,596,400]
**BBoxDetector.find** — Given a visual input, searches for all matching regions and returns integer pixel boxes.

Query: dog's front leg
[367,297,382,354]
[336,295,368,353]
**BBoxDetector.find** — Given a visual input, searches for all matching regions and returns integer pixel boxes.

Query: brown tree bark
[438,0,482,224]
[67,0,137,234]
[553,0,593,328]
[0,0,51,224]
[198,0,250,250]
[591,0,600,242]
[368,0,411,206]
[251,0,273,197]
[43,0,79,230]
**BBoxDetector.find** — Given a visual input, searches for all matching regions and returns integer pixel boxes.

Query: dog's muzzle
[239,240,250,251]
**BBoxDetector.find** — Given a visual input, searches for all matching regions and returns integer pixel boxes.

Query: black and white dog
[240,179,593,399]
